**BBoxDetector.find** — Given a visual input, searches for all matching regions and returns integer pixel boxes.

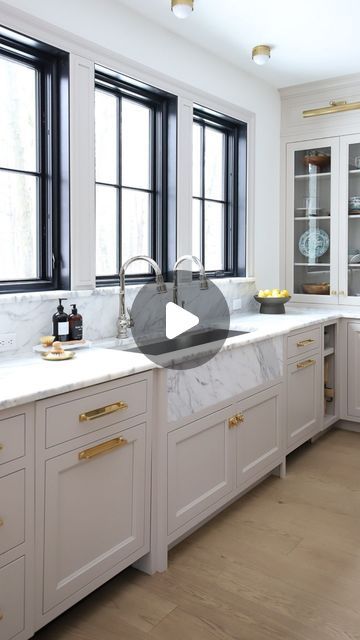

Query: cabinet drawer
[0,556,25,640]
[44,379,148,448]
[287,326,321,359]
[0,414,25,465]
[0,470,25,556]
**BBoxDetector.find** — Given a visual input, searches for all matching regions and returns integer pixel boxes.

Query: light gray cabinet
[287,352,322,451]
[0,405,34,640]
[347,322,360,418]
[235,385,284,488]
[167,405,235,536]
[35,373,152,628]
[167,384,284,541]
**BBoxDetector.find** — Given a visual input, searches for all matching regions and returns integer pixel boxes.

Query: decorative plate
[298,229,329,258]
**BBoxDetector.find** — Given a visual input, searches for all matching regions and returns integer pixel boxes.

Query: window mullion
[201,123,206,267]
[151,104,157,264]
[118,94,122,274]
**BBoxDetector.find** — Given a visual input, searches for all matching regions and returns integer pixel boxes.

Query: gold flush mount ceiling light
[252,44,271,65]
[171,0,194,19]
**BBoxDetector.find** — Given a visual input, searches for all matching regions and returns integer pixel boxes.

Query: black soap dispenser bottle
[69,304,83,341]
[52,298,70,342]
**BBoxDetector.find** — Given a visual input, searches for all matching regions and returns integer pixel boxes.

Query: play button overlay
[129,269,230,370]
[166,302,199,339]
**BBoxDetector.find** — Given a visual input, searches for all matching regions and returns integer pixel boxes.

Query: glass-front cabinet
[286,138,339,304]
[339,134,360,302]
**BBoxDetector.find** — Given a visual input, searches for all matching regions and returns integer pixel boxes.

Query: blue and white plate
[298,229,330,258]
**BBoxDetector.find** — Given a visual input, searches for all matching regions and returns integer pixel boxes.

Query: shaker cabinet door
[167,406,235,535]
[236,385,283,489]
[42,422,148,613]
[287,353,321,451]
[347,322,360,417]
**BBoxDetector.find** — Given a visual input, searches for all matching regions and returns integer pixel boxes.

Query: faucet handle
[127,307,135,327]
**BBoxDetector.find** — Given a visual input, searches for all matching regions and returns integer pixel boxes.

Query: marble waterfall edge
[167,335,283,422]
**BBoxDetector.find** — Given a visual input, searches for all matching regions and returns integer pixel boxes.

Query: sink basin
[122,328,249,356]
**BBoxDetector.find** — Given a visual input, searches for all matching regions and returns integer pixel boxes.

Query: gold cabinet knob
[0,443,3,451]
[228,416,238,428]
[0,611,3,621]
[0,518,4,527]
[235,413,245,424]
[331,290,337,296]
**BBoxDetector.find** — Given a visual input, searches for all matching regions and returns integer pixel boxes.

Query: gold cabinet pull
[0,612,3,621]
[228,413,245,428]
[297,358,316,369]
[0,518,4,527]
[79,437,128,460]
[79,401,128,422]
[0,443,3,451]
[296,338,315,347]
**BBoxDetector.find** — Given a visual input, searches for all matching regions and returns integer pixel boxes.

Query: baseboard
[337,420,360,433]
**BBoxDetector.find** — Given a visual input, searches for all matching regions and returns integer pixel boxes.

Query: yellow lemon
[271,288,280,296]
[263,289,271,297]
[280,289,289,298]
[258,290,266,298]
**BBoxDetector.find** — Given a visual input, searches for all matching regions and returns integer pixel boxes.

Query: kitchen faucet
[117,256,167,338]
[172,255,208,306]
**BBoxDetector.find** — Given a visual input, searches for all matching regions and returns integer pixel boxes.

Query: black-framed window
[95,69,176,285]
[0,27,69,293]
[192,106,247,277]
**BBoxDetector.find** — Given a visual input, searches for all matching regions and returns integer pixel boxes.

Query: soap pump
[69,304,83,341]
[52,298,69,342]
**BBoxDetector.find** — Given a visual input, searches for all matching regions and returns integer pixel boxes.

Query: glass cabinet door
[287,139,339,301]
[342,138,360,299]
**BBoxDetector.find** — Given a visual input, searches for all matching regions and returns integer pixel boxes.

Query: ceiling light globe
[252,45,271,66]
[171,0,194,19]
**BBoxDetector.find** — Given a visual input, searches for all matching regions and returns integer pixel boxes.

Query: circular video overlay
[130,270,230,370]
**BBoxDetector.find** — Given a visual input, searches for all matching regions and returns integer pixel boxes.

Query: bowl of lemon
[254,289,291,314]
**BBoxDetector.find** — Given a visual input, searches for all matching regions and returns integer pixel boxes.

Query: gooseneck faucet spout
[172,255,208,306]
[117,256,167,338]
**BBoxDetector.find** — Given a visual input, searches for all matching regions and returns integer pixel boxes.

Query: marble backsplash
[0,277,257,354]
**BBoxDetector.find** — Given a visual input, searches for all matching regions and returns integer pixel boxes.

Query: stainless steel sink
[121,328,249,356]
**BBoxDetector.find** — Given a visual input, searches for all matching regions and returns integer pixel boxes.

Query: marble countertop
[1,303,359,411]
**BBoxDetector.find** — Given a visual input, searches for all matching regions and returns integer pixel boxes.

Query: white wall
[2,0,281,286]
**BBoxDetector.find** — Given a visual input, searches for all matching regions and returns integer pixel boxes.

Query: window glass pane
[192,198,201,262]
[204,201,224,271]
[205,126,225,201]
[193,123,201,198]
[96,185,118,275]
[121,188,151,273]
[0,56,37,172]
[95,90,118,184]
[0,172,38,280]
[122,98,151,189]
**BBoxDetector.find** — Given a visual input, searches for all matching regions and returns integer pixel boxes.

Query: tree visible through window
[95,71,174,283]
[0,32,68,293]
[192,108,247,277]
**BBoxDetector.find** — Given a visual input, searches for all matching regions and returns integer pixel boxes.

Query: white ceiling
[116,0,360,88]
